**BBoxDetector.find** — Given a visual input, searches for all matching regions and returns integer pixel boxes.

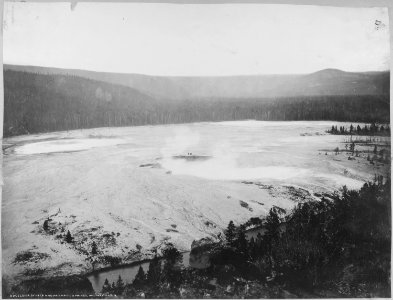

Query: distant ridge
[3,66,389,137]
[4,64,389,100]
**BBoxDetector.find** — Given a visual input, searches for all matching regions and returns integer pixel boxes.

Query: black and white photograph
[1,0,391,298]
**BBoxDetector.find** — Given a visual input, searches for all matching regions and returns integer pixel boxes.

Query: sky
[2,2,391,76]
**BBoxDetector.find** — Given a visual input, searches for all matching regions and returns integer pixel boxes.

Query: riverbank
[86,251,192,294]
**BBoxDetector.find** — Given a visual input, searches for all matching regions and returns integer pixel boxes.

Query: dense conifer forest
[3,70,390,137]
[98,179,390,298]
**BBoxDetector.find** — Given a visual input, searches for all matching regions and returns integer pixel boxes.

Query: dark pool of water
[87,252,192,293]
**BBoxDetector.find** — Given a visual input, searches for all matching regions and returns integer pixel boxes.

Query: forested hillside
[4,70,157,136]
[5,65,390,100]
[3,69,390,137]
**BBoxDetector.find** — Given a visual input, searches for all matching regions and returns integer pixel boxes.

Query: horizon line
[3,63,390,78]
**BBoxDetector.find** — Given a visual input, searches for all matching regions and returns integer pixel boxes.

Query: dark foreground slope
[3,68,390,137]
[79,180,391,298]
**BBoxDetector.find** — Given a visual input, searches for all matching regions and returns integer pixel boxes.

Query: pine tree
[147,256,161,286]
[133,266,146,288]
[226,220,236,246]
[265,207,281,252]
[92,241,97,255]
[162,260,183,291]
[115,275,124,295]
[111,282,116,294]
[101,278,111,294]
[163,244,184,289]
[65,230,73,243]
[235,225,248,256]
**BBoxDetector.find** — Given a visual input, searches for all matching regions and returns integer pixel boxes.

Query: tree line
[4,70,390,137]
[327,123,390,136]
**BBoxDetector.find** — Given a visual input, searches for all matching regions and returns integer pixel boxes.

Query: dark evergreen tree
[133,266,146,288]
[264,207,283,255]
[235,225,248,256]
[161,256,183,291]
[92,241,97,255]
[65,230,73,243]
[101,278,111,294]
[226,220,236,246]
[115,275,124,295]
[146,256,161,286]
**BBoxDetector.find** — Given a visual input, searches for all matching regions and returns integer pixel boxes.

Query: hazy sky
[3,2,390,76]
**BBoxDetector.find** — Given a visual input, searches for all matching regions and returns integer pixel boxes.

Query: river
[87,252,191,293]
